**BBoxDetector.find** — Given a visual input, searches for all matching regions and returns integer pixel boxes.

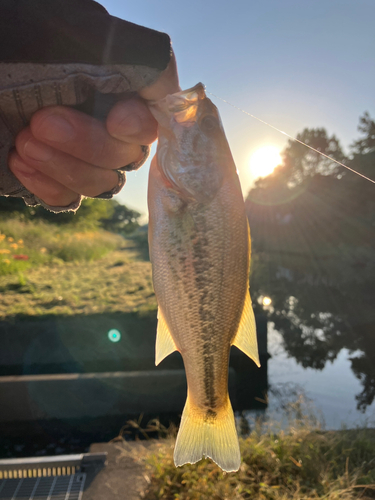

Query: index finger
[29,105,144,169]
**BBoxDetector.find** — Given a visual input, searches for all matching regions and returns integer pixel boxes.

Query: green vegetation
[0,197,141,234]
[0,235,154,319]
[142,427,375,499]
[0,217,123,275]
[0,199,153,318]
[0,196,143,277]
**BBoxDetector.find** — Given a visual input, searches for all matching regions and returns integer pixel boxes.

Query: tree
[247,116,375,410]
[282,128,346,186]
[100,200,140,234]
[0,195,141,233]
[351,112,375,154]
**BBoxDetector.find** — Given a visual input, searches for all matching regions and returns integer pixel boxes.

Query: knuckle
[30,106,65,133]
[89,139,108,166]
[15,127,32,152]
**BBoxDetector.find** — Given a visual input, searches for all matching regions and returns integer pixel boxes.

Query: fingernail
[38,114,75,143]
[24,138,53,161]
[112,114,142,138]
[11,156,35,175]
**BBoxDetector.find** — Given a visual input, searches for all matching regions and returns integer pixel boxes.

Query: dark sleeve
[0,0,171,212]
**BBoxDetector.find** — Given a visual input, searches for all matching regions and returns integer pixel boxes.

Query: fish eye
[200,115,219,134]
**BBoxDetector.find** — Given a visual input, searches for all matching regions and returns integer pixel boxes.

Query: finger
[106,96,158,144]
[15,129,120,198]
[29,106,143,169]
[8,152,79,207]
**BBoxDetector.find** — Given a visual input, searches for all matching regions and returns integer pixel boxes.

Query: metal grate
[0,473,85,500]
[0,453,106,500]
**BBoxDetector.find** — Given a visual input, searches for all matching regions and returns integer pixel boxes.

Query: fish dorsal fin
[155,307,178,366]
[232,291,261,367]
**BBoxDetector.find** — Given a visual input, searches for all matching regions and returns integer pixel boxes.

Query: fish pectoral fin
[232,291,261,367]
[174,395,241,473]
[155,308,178,366]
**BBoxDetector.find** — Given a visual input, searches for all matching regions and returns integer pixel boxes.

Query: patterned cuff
[33,194,83,213]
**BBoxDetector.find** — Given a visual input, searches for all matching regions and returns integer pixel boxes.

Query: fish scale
[148,83,260,472]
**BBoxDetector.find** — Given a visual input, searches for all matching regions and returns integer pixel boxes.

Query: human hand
[8,53,180,208]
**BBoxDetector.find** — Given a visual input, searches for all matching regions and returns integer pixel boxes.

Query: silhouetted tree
[351,112,375,154]
[247,115,375,410]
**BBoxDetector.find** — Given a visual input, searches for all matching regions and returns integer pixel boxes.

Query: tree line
[0,192,141,235]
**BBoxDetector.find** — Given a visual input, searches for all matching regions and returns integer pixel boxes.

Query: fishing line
[207,91,375,185]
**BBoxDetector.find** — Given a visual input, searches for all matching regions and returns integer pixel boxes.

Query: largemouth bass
[147,83,260,473]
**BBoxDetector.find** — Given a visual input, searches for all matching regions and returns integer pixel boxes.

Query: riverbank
[0,219,155,319]
[139,426,375,499]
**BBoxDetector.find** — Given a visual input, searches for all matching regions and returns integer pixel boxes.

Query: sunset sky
[100,0,375,219]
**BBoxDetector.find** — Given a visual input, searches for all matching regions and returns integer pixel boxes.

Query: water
[1,315,374,459]
[263,324,375,430]
[245,159,375,432]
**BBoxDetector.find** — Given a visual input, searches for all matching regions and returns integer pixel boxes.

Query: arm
[0,0,180,211]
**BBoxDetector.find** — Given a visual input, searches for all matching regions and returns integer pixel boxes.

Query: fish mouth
[150,83,225,203]
[149,82,206,107]
[149,83,206,124]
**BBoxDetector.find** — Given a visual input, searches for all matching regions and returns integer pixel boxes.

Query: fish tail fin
[174,394,240,473]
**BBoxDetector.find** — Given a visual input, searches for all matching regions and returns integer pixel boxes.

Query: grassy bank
[0,218,123,275]
[142,428,375,500]
[0,218,155,318]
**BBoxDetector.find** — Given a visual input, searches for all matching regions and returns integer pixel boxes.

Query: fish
[147,83,260,473]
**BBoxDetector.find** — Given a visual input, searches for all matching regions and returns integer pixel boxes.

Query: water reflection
[267,326,375,429]
[247,154,375,415]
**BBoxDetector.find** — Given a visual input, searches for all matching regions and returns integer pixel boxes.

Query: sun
[249,145,281,179]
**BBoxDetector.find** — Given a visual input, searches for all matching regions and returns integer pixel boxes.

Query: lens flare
[262,296,272,306]
[108,329,122,342]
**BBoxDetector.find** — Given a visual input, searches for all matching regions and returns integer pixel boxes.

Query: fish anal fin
[232,291,261,367]
[174,394,241,473]
[155,308,178,366]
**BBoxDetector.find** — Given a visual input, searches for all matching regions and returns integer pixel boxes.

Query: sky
[99,0,375,219]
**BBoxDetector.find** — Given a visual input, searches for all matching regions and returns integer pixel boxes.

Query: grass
[107,399,375,499]
[0,246,155,319]
[0,217,123,276]
[0,218,155,318]
[141,427,375,500]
